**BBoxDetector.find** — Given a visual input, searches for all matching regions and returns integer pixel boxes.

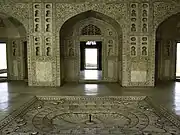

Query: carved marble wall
[1,0,180,86]
[28,3,56,86]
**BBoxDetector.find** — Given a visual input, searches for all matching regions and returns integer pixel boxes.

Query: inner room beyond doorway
[80,41,102,80]
[176,43,180,79]
[0,43,7,81]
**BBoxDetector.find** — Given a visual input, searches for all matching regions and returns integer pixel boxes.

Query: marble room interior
[1,0,180,134]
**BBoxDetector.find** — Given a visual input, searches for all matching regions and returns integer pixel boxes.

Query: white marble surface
[131,71,147,82]
[36,62,52,82]
[80,70,102,80]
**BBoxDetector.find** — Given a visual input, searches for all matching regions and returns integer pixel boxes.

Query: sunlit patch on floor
[0,96,180,135]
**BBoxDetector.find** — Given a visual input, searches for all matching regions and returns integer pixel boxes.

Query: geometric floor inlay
[0,96,180,135]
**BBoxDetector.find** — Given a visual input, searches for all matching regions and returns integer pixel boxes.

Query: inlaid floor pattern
[0,96,180,135]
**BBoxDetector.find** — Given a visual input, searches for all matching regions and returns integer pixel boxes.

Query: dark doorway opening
[80,41,102,80]
[155,41,159,85]
[23,41,28,81]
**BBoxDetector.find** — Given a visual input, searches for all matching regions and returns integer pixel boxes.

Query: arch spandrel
[154,2,180,30]
[0,2,29,33]
[56,3,127,34]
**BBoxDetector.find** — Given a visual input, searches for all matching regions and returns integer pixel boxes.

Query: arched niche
[155,12,180,83]
[0,12,28,81]
[59,10,122,85]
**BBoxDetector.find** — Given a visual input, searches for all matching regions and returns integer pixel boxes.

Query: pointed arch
[60,10,122,38]
[155,11,180,84]
[0,12,28,82]
[58,10,123,85]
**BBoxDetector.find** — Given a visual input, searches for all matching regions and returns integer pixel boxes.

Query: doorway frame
[59,17,121,83]
[77,37,104,81]
[80,41,102,71]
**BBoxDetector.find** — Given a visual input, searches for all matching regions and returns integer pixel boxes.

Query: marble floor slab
[0,96,180,135]
[80,70,102,80]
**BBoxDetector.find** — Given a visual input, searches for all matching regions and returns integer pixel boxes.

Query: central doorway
[80,41,102,80]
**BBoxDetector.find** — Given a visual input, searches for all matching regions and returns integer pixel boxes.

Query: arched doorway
[0,13,27,82]
[59,10,122,85]
[155,13,180,84]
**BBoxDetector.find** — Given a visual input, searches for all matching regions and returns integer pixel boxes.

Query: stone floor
[1,96,180,134]
[0,81,180,134]
[80,70,102,80]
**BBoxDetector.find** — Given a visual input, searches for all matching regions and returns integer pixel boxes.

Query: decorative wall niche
[46,47,51,56]
[141,36,148,56]
[141,3,149,33]
[45,3,52,33]
[33,3,41,32]
[130,36,137,57]
[164,40,171,58]
[33,3,42,57]
[12,40,17,57]
[130,3,138,32]
[45,37,52,56]
[107,39,114,56]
